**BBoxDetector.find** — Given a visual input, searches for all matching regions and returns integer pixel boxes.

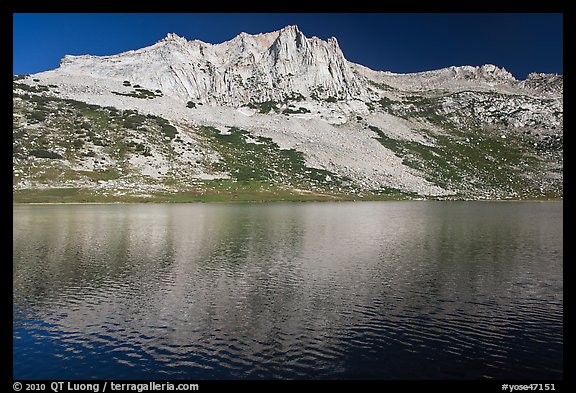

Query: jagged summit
[161,32,187,42]
[451,64,515,80]
[392,64,516,84]
[519,72,563,95]
[47,25,561,107]
[49,25,367,105]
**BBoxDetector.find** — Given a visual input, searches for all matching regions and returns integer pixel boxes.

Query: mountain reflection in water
[13,202,563,379]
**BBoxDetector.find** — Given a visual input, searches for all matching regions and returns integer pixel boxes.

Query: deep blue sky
[13,13,563,79]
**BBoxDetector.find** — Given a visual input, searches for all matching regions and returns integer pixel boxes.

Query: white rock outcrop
[52,25,369,106]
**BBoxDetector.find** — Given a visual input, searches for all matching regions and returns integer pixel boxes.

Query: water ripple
[13,202,563,379]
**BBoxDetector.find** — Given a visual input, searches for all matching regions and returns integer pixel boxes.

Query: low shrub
[31,149,63,159]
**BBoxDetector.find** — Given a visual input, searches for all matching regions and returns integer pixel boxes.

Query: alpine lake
[13,201,562,379]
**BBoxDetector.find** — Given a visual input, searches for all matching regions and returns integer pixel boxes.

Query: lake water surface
[13,202,563,379]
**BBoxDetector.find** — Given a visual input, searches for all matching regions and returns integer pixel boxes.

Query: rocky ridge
[12,26,563,201]
[54,25,369,106]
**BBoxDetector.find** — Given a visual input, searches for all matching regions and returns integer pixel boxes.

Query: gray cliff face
[56,25,369,105]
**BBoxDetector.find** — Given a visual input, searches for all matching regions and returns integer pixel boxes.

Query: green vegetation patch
[13,93,185,192]
[198,126,352,192]
[13,82,50,93]
[367,79,395,91]
[80,168,120,182]
[368,124,558,199]
[30,149,63,159]
[122,112,148,130]
[283,106,311,115]
[150,180,342,203]
[112,87,163,99]
[378,97,397,108]
[247,100,280,114]
[284,92,305,102]
[245,99,312,115]
[161,124,178,139]
[12,188,161,204]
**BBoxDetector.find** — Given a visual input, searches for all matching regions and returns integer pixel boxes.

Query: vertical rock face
[55,25,369,105]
